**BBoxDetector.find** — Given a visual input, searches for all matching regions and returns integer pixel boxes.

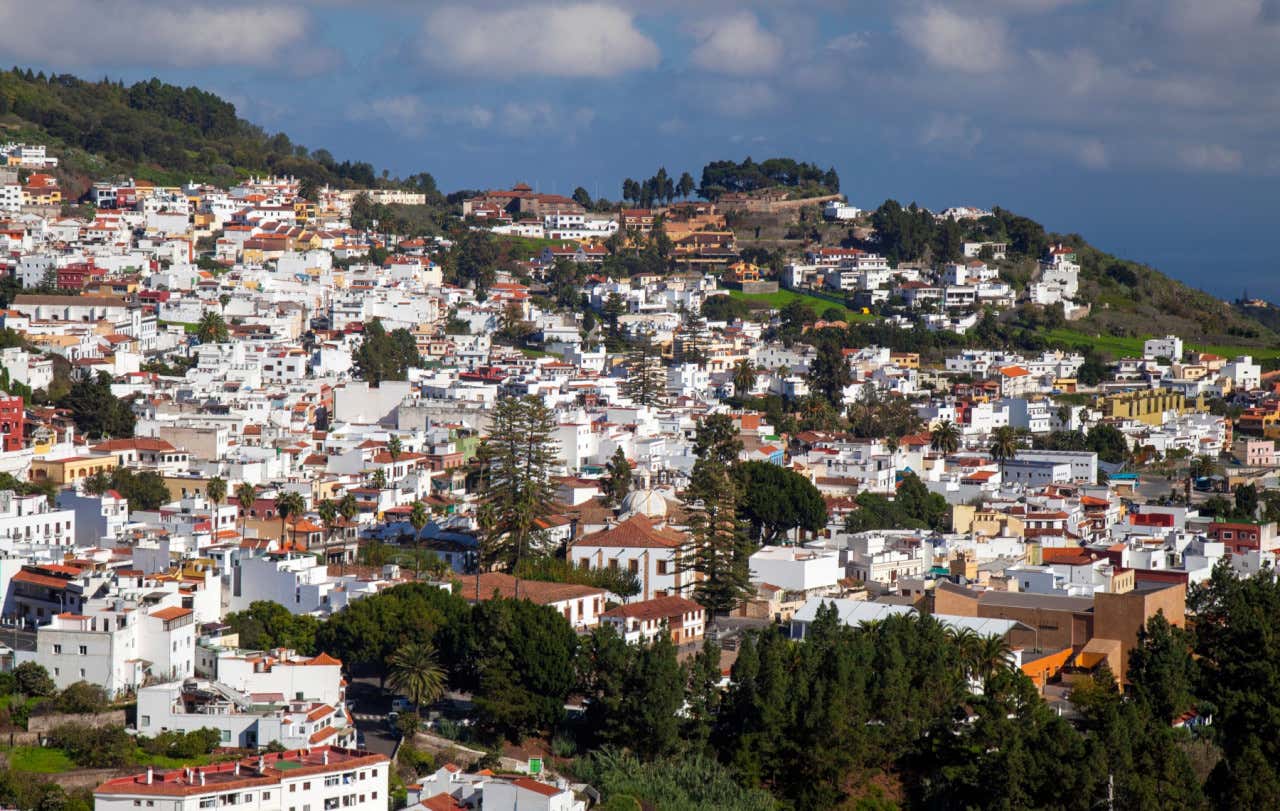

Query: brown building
[932,579,1185,683]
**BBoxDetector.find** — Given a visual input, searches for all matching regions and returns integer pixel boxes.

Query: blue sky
[1,0,1278,299]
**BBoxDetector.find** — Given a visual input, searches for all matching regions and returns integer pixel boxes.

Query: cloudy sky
[2,0,1278,298]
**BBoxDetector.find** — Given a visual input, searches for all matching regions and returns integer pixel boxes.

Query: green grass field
[8,746,75,773]
[1044,329,1280,360]
[726,288,877,323]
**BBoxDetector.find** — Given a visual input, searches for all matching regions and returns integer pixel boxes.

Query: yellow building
[1096,389,1203,427]
[30,454,117,485]
[952,504,1026,538]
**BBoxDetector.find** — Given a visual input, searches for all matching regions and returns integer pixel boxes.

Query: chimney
[199,772,206,786]
[145,768,153,785]
[258,756,265,773]
[234,763,240,776]
[322,751,329,766]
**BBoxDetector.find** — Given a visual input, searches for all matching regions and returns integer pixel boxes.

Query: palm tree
[338,492,359,522]
[275,491,306,547]
[989,426,1020,481]
[386,436,402,463]
[974,634,1014,689]
[408,501,429,543]
[931,420,960,455]
[1189,454,1217,482]
[732,359,756,398]
[386,640,446,720]
[317,499,338,548]
[207,476,227,508]
[946,626,981,682]
[235,482,257,539]
[370,469,387,490]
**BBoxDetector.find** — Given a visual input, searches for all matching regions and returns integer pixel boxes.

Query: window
[221,730,232,743]
[141,715,150,726]
[324,799,339,810]
[52,644,61,654]
[78,644,87,655]
[289,785,297,793]
[303,783,311,791]
[263,794,270,801]
[53,668,59,677]
[324,777,340,787]
[628,559,639,574]
[656,560,668,575]
[79,668,85,678]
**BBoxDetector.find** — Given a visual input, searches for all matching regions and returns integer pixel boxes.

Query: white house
[94,747,389,811]
[570,513,689,602]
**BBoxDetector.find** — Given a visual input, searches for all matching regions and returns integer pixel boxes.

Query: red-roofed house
[570,515,692,602]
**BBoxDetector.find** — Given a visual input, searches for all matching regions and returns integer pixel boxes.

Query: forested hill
[0,68,420,197]
[867,201,1278,346]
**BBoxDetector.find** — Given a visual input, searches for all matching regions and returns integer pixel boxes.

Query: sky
[1,0,1278,300]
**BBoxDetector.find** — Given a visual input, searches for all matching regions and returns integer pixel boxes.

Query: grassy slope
[726,288,877,322]
[1044,328,1280,360]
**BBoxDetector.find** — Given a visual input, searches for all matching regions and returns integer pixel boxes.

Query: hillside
[0,68,421,198]
[863,200,1279,348]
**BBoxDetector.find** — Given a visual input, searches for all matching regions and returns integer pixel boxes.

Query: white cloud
[690,12,784,76]
[918,112,983,151]
[709,81,780,116]
[825,32,869,54]
[1177,143,1244,172]
[422,4,659,78]
[498,102,596,136]
[898,6,1010,74]
[1075,138,1109,169]
[349,95,430,136]
[0,0,308,67]
[1163,0,1262,36]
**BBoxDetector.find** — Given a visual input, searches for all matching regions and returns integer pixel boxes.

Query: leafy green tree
[683,458,752,615]
[63,372,135,438]
[352,319,420,385]
[693,413,743,467]
[733,461,827,544]
[621,632,684,759]
[478,395,558,578]
[808,340,851,407]
[847,387,922,439]
[603,447,632,506]
[225,600,320,654]
[621,334,665,406]
[14,662,55,696]
[1128,610,1198,724]
[1086,423,1130,464]
[469,597,578,742]
[107,468,171,510]
[1234,483,1259,520]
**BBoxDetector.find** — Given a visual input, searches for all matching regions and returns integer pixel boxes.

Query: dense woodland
[0,69,397,190]
[213,559,1280,810]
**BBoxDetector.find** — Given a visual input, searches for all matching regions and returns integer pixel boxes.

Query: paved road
[347,679,398,757]
[0,626,36,652]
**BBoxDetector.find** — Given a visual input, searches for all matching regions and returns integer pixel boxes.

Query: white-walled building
[569,514,689,602]
[748,546,841,595]
[94,747,389,811]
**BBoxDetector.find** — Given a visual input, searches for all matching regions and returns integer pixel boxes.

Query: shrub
[46,723,135,768]
[138,728,221,758]
[55,681,109,714]
[13,663,54,697]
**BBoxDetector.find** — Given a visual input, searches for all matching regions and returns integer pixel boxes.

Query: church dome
[621,488,668,519]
